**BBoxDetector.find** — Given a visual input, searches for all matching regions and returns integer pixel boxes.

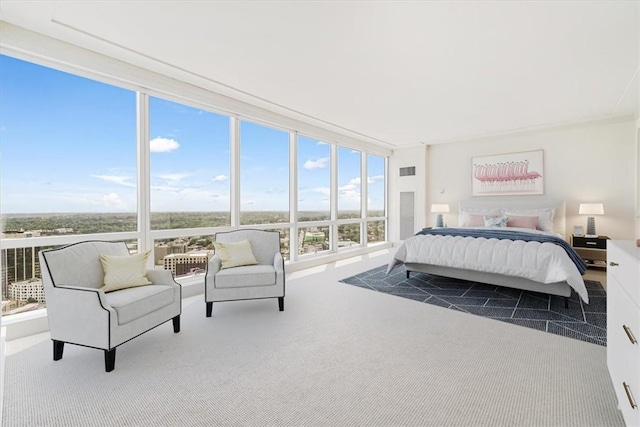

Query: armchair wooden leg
[104,348,116,373]
[278,296,284,312]
[172,315,181,333]
[206,302,213,318]
[53,340,64,361]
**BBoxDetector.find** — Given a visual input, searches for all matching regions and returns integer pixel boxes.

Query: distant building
[1,247,41,298]
[8,278,45,303]
[163,250,213,276]
[154,241,188,265]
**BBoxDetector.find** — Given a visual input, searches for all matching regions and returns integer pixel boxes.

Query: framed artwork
[573,226,584,237]
[472,149,544,196]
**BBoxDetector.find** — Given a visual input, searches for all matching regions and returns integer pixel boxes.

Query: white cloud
[303,157,329,170]
[91,175,136,187]
[102,192,127,209]
[348,177,362,185]
[150,137,180,153]
[150,184,180,192]
[313,187,330,196]
[316,141,328,145]
[212,174,228,182]
[339,183,357,191]
[156,173,189,182]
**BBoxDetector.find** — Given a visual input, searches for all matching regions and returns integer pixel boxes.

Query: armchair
[205,229,285,317]
[39,241,181,372]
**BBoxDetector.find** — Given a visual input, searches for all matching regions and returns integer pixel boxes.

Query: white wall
[388,145,428,242]
[426,119,637,240]
[636,118,640,240]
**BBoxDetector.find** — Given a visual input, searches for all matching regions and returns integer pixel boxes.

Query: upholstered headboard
[458,196,567,239]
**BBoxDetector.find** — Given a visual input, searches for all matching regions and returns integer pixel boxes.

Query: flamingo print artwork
[472,150,544,196]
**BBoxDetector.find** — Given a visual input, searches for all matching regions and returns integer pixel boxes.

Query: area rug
[340,265,607,346]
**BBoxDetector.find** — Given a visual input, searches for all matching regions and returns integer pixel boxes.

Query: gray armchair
[39,241,181,372]
[205,229,285,317]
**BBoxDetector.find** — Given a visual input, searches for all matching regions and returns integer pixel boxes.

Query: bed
[387,198,590,306]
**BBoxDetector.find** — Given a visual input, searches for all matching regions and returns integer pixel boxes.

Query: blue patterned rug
[340,265,607,346]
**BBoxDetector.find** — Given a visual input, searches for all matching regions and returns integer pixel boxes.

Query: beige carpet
[2,252,625,426]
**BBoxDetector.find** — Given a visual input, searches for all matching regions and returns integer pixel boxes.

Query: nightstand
[572,235,609,269]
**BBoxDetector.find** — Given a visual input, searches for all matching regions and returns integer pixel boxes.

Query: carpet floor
[2,254,623,426]
[341,265,607,346]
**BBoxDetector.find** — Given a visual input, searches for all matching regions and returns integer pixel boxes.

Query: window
[338,223,361,248]
[367,220,385,244]
[239,121,289,225]
[298,136,330,221]
[150,97,230,229]
[298,226,330,256]
[0,53,389,318]
[153,235,214,278]
[367,154,385,218]
[337,147,361,219]
[0,55,137,236]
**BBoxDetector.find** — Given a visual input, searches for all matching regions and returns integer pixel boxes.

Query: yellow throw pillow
[214,240,258,269]
[100,251,152,292]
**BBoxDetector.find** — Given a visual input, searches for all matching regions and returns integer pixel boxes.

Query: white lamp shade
[579,203,604,215]
[431,204,450,213]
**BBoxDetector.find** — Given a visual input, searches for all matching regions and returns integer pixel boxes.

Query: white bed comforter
[388,233,589,303]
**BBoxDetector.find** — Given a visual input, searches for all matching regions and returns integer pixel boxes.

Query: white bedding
[387,228,589,303]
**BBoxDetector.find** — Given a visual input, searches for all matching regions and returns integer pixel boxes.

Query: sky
[0,54,385,214]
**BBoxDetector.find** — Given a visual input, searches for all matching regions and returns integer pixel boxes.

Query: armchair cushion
[215,264,276,288]
[100,251,152,292]
[214,240,258,269]
[105,285,176,325]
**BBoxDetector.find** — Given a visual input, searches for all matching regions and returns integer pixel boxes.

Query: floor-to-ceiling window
[337,147,362,248]
[150,96,231,229]
[239,120,290,226]
[0,54,137,316]
[367,154,386,244]
[0,53,388,317]
[297,136,331,255]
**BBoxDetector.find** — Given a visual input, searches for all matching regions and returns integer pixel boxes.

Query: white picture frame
[472,149,544,196]
[573,226,584,237]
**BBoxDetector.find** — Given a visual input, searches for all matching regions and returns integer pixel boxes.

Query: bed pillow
[507,215,539,230]
[484,215,508,228]
[464,214,487,227]
[459,209,502,227]
[100,251,152,292]
[504,208,555,233]
[214,239,258,269]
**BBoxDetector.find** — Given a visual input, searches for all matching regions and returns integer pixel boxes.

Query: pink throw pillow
[507,215,539,230]
[466,214,486,227]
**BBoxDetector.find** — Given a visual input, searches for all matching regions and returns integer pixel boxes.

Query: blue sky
[0,54,384,214]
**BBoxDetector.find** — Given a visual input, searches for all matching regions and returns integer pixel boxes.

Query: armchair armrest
[54,284,111,310]
[273,252,284,273]
[146,269,179,287]
[207,254,222,276]
[47,284,115,349]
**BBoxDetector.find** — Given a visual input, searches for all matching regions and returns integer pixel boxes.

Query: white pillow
[214,239,258,269]
[503,208,555,233]
[100,251,152,292]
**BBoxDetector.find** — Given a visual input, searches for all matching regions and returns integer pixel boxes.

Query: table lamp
[431,204,450,228]
[578,203,604,237]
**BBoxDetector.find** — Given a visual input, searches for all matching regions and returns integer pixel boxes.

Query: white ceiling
[1,1,638,148]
